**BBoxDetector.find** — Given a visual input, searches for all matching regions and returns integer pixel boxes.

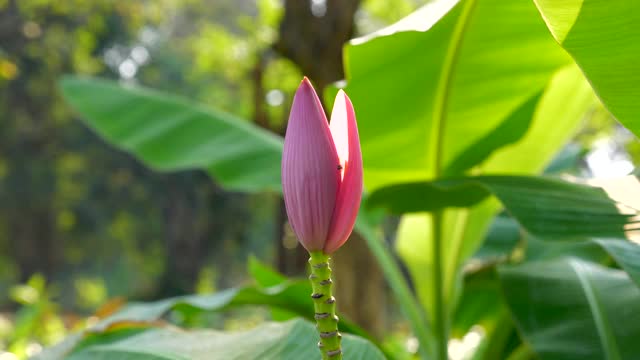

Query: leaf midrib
[430,1,480,308]
[431,0,478,176]
[569,259,622,360]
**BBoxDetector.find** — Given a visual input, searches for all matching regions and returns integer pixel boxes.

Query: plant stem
[309,251,342,360]
[432,210,448,360]
[355,216,435,359]
[430,0,477,356]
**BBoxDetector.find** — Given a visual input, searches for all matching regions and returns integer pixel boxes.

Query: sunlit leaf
[97,283,366,338]
[44,319,385,360]
[36,283,372,360]
[60,77,283,192]
[331,0,596,326]
[534,0,640,137]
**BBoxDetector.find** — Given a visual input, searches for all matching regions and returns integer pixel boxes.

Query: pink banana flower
[282,77,363,254]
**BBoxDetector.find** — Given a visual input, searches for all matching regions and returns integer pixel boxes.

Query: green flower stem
[309,251,342,360]
[432,210,448,360]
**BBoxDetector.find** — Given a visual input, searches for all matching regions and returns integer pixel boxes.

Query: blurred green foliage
[0,0,282,302]
[2,275,67,359]
[0,0,425,358]
[0,0,638,359]
[0,0,288,357]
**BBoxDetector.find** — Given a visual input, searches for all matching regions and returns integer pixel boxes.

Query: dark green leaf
[368,175,638,239]
[470,215,521,265]
[593,238,640,288]
[453,269,515,360]
[366,180,490,213]
[525,237,607,263]
[499,258,640,360]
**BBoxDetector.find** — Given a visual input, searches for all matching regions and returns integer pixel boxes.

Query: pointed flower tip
[335,89,354,110]
[296,76,318,99]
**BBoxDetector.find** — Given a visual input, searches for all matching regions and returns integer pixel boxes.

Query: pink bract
[281,77,363,254]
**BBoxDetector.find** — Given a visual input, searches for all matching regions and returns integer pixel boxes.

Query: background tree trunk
[156,175,204,297]
[1,1,60,281]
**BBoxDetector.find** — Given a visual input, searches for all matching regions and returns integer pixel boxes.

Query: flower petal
[324,90,363,254]
[282,78,341,252]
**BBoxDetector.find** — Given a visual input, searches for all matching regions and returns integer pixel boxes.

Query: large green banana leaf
[334,0,595,326]
[533,0,640,137]
[60,77,283,192]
